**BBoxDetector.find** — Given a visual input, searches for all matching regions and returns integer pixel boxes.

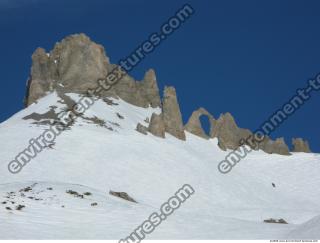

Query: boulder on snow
[264,218,288,224]
[109,191,137,203]
[136,123,148,135]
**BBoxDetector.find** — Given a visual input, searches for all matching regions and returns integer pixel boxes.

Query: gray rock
[162,86,186,141]
[292,138,311,153]
[136,123,148,135]
[148,113,165,138]
[185,107,215,139]
[210,112,252,150]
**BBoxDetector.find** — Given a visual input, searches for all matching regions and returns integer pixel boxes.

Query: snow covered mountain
[0,34,319,240]
[0,92,319,240]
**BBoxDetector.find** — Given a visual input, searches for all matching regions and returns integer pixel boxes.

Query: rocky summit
[24,33,312,155]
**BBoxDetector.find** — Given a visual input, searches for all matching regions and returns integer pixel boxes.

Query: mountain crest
[24,33,312,154]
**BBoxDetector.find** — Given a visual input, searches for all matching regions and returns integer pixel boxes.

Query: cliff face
[25,33,160,109]
[24,33,312,154]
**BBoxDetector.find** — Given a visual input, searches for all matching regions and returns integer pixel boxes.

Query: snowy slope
[0,92,319,240]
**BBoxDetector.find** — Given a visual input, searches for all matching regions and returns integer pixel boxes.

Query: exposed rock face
[259,137,291,155]
[25,33,161,109]
[162,86,186,141]
[23,33,312,153]
[110,67,161,108]
[148,113,165,138]
[210,113,252,150]
[292,138,311,153]
[185,108,215,139]
[26,34,109,106]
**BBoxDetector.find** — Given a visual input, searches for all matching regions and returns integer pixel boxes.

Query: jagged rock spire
[292,138,311,153]
[141,69,161,108]
[162,86,186,141]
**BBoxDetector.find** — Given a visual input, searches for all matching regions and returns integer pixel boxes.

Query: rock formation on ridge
[25,33,161,109]
[210,112,253,150]
[162,86,186,141]
[24,33,312,154]
[258,137,291,155]
[184,108,215,139]
[292,138,311,153]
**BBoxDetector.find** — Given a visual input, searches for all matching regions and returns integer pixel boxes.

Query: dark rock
[16,205,26,211]
[264,218,288,224]
[116,113,124,119]
[136,123,148,135]
[109,191,137,203]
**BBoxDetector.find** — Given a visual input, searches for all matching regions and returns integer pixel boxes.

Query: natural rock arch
[185,108,216,139]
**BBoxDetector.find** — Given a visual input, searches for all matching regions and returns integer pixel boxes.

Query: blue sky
[0,0,319,151]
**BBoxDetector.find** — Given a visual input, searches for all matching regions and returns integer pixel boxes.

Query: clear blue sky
[0,0,319,151]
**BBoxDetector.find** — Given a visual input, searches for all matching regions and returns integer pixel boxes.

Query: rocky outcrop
[210,113,253,150]
[110,67,161,108]
[25,33,161,109]
[148,113,165,138]
[109,191,137,203]
[25,48,56,106]
[185,108,215,139]
[259,137,291,155]
[140,69,161,108]
[292,138,311,153]
[136,123,148,135]
[162,86,186,141]
[23,33,312,153]
[25,34,109,106]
